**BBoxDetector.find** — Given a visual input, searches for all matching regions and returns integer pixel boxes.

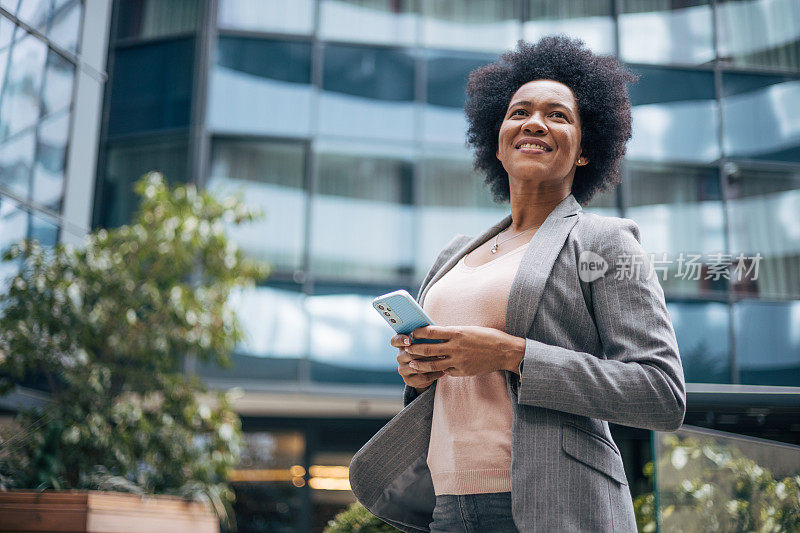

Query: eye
[510,109,527,117]
[550,111,567,119]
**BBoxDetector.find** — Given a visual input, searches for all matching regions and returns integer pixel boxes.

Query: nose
[522,112,547,134]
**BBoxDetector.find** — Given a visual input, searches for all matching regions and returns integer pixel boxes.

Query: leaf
[0,173,263,523]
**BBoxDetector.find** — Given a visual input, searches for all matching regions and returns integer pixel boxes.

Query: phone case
[372,289,443,344]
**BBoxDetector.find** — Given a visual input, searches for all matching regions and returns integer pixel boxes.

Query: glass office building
[0,0,110,284]
[92,0,800,530]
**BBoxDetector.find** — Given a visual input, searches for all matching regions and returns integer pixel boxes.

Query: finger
[390,334,412,348]
[409,359,448,373]
[411,325,453,341]
[398,364,415,378]
[400,349,446,361]
[397,349,411,365]
[399,363,441,379]
[405,343,448,358]
[397,365,443,387]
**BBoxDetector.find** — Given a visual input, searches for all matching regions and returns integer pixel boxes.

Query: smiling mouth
[517,143,552,152]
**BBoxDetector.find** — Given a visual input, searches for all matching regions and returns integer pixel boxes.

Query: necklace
[490,225,539,254]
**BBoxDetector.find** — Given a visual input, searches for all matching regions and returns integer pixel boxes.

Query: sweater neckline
[460,241,530,271]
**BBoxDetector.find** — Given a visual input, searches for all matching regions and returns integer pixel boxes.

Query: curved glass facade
[88,1,800,529]
[94,0,800,403]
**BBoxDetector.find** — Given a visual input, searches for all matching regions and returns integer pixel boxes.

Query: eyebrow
[508,100,574,113]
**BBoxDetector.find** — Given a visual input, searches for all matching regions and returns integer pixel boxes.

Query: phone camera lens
[390,319,396,323]
[377,305,384,310]
[383,312,390,316]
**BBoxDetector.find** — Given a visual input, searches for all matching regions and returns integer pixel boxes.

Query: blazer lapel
[505,193,582,339]
[418,214,513,306]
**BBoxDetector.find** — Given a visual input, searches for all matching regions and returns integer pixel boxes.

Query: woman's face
[496,79,587,192]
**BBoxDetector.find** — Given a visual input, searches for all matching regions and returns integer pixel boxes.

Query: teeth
[518,143,549,151]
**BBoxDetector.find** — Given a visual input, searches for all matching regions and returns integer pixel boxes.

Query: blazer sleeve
[516,217,686,432]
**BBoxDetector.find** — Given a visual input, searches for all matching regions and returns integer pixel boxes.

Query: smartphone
[372,289,443,344]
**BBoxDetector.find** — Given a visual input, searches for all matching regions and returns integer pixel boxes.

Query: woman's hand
[403,326,526,377]
[391,334,446,392]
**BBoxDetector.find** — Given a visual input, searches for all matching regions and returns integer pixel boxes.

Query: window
[320,0,417,46]
[47,0,82,53]
[420,0,519,53]
[41,47,74,117]
[627,66,720,163]
[721,72,800,162]
[323,43,414,101]
[619,0,714,65]
[107,38,193,136]
[207,37,313,136]
[32,109,69,211]
[668,301,731,383]
[115,0,197,41]
[416,148,506,280]
[717,0,800,71]
[320,44,415,141]
[626,162,726,297]
[0,196,28,286]
[197,284,306,382]
[725,165,800,299]
[28,208,59,245]
[0,29,73,212]
[0,131,35,199]
[97,136,188,228]
[0,17,14,92]
[308,285,405,384]
[581,186,619,215]
[218,0,314,35]
[11,0,82,53]
[0,196,58,288]
[0,1,16,14]
[525,0,614,55]
[310,140,414,282]
[423,49,495,144]
[734,300,800,386]
[16,0,57,30]
[0,29,47,139]
[207,138,307,272]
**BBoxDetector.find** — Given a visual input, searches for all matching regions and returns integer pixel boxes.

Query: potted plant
[0,173,268,531]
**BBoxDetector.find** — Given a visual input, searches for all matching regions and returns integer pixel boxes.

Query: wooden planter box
[0,491,219,533]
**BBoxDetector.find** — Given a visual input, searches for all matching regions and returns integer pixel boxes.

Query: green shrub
[324,501,401,532]
[633,435,800,532]
[0,172,268,525]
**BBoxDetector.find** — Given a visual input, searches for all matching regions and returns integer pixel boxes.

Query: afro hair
[464,35,638,205]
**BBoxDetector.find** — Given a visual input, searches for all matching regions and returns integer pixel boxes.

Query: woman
[349,35,686,533]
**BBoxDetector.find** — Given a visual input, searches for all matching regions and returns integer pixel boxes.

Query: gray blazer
[349,193,686,532]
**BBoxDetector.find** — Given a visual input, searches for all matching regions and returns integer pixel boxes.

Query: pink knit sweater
[422,242,529,495]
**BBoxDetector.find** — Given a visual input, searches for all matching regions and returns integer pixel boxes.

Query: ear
[576,152,589,166]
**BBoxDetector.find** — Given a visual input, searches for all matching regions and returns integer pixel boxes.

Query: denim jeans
[429,492,518,532]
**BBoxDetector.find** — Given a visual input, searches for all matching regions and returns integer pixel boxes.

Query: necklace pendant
[490,244,498,254]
